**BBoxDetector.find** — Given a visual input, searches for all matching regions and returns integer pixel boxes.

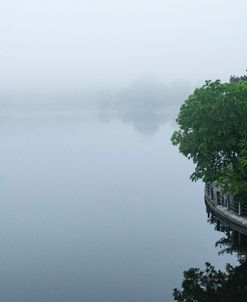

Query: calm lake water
[0,111,238,301]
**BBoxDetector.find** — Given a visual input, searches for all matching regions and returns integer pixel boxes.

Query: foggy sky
[0,0,246,93]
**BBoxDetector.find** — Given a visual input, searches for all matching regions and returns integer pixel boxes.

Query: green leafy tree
[171,76,247,199]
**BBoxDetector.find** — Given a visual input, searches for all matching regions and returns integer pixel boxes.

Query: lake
[0,110,238,301]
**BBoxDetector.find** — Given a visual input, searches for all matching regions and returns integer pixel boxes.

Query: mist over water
[0,99,237,301]
[0,78,192,135]
[1,0,246,300]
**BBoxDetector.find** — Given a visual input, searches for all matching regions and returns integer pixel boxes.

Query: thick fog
[1,2,245,301]
[0,0,246,94]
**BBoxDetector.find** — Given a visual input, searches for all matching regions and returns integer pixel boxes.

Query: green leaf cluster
[171,77,247,198]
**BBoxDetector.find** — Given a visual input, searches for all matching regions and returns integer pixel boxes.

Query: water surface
[0,111,237,301]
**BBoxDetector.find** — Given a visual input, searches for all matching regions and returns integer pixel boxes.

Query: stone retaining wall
[205,183,247,235]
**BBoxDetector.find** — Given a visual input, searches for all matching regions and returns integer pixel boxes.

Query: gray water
[0,111,237,302]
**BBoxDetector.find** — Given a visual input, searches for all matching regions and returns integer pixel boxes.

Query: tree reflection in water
[173,209,247,302]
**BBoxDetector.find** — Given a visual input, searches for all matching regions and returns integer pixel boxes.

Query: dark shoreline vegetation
[171,74,247,301]
[173,210,247,302]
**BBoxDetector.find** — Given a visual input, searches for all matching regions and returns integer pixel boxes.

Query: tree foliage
[171,76,247,198]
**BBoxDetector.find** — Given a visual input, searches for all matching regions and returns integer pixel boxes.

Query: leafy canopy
[171,76,247,198]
